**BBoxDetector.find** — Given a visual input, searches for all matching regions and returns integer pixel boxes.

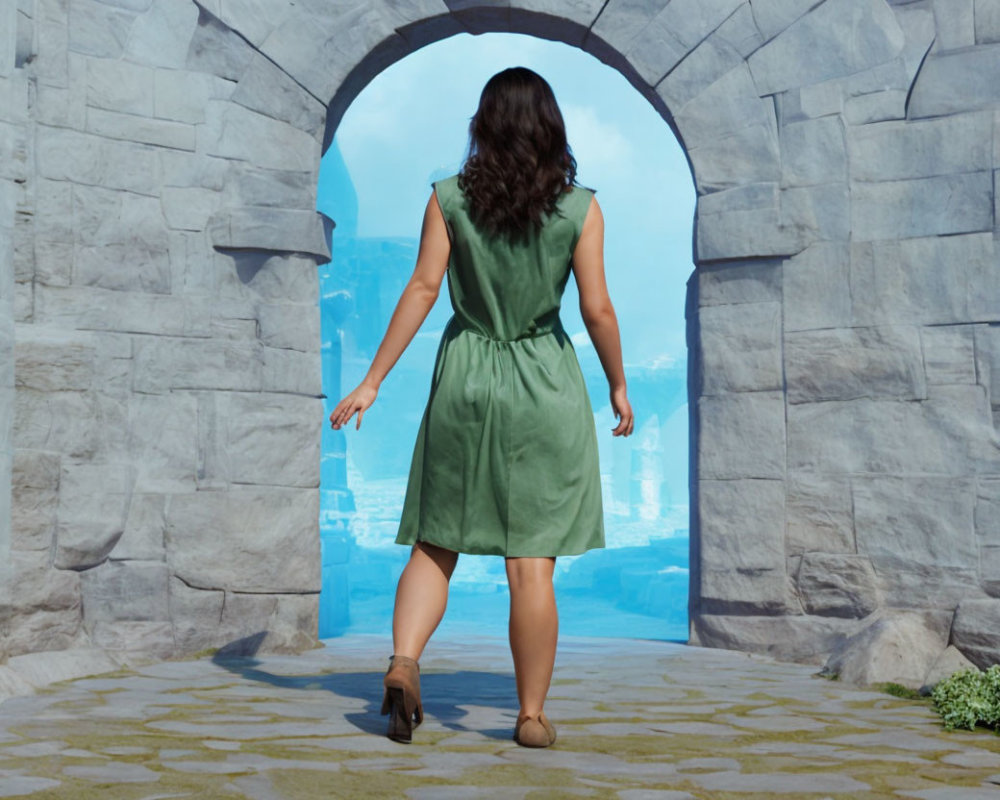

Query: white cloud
[561,104,634,176]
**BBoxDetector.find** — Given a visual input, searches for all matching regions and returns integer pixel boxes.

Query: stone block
[714,1,765,57]
[695,257,781,307]
[207,206,330,260]
[689,612,861,665]
[782,241,851,332]
[977,0,1000,43]
[230,166,317,211]
[3,647,123,693]
[154,67,234,124]
[222,393,320,488]
[202,0,306,49]
[779,181,850,241]
[33,240,73,287]
[699,478,785,571]
[785,472,855,555]
[696,391,785,479]
[199,100,319,173]
[168,575,224,653]
[69,0,136,59]
[257,302,321,352]
[673,62,777,143]
[850,233,994,326]
[34,178,73,243]
[843,89,909,126]
[88,621,175,658]
[951,598,1000,669]
[796,554,880,618]
[36,126,160,196]
[132,337,262,393]
[54,460,132,570]
[976,477,1000,543]
[0,550,82,657]
[85,106,196,150]
[14,389,128,462]
[687,122,782,193]
[33,16,69,87]
[187,1,266,80]
[164,488,321,593]
[122,0,198,70]
[230,50,326,142]
[127,393,197,493]
[11,450,60,552]
[160,187,219,232]
[115,493,166,561]
[853,475,977,582]
[920,644,979,694]
[848,111,991,182]
[589,0,669,54]
[84,50,154,115]
[159,149,228,190]
[909,43,1000,117]
[748,0,819,41]
[261,346,322,396]
[747,0,904,95]
[976,325,1000,409]
[214,251,321,305]
[821,608,952,689]
[695,181,809,261]
[697,301,782,394]
[850,171,993,242]
[784,324,926,404]
[34,284,212,337]
[79,560,171,623]
[787,386,998,475]
[779,115,847,188]
[981,544,1000,597]
[15,326,96,392]
[933,0,975,50]
[655,33,741,109]
[194,391,227,489]
[920,325,977,385]
[215,590,318,656]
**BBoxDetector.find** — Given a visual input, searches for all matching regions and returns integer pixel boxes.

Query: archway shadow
[210,640,521,740]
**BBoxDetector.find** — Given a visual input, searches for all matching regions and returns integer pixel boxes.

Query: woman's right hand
[610,385,633,437]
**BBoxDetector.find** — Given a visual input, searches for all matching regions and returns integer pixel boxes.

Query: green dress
[394,173,606,557]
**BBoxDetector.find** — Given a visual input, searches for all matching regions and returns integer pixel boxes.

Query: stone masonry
[0,0,998,690]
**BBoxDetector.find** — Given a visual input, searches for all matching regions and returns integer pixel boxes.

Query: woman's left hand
[329,380,378,430]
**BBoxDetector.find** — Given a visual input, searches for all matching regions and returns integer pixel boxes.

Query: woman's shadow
[209,633,521,740]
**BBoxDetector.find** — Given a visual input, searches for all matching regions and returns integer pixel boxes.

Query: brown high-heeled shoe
[381,654,424,743]
[513,709,557,747]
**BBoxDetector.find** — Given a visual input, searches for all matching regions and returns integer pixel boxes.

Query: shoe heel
[385,686,415,742]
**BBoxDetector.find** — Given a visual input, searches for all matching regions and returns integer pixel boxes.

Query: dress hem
[396,532,605,558]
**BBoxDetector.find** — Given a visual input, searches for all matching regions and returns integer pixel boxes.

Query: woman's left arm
[329,189,450,431]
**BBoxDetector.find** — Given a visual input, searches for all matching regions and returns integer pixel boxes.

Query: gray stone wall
[0,0,998,688]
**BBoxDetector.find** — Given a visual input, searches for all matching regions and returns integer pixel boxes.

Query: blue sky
[319,31,696,369]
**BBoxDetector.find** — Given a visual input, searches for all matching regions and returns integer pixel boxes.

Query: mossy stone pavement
[1,633,999,799]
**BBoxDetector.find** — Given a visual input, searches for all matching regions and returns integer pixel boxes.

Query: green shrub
[877,682,924,701]
[930,665,1000,733]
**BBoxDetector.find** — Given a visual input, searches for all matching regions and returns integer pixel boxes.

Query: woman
[329,67,633,748]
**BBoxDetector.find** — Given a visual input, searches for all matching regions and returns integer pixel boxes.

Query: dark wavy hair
[457,67,584,243]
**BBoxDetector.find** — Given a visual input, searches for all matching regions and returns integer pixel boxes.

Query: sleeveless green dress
[394,173,606,557]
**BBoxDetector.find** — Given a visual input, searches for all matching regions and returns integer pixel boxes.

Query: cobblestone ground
[1,633,999,799]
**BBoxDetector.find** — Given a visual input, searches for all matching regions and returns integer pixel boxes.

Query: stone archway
[3,0,999,684]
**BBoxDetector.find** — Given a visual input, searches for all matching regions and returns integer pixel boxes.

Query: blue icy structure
[318,145,689,642]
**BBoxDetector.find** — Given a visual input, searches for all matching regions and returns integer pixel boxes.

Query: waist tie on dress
[449,313,563,344]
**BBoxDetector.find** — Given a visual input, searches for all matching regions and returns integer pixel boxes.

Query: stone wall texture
[1,0,998,688]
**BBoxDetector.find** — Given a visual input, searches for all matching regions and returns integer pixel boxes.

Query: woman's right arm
[571,195,634,438]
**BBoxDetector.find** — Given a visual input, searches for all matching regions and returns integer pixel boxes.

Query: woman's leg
[505,556,557,719]
[391,540,459,660]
